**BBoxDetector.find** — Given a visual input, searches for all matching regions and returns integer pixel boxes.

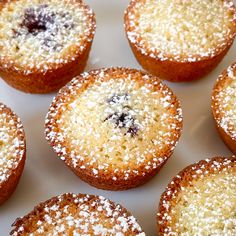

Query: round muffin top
[0,103,25,184]
[212,62,236,140]
[125,0,236,62]
[45,68,182,182]
[11,193,145,235]
[0,0,95,74]
[158,157,236,235]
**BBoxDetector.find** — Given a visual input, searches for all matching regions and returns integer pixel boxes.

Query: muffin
[45,67,183,190]
[10,193,145,235]
[0,103,26,205]
[124,0,236,82]
[157,156,236,235]
[212,62,236,155]
[0,0,96,93]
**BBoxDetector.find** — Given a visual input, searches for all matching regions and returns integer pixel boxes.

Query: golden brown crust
[124,0,236,82]
[212,62,236,154]
[45,67,183,190]
[216,125,236,154]
[157,156,236,235]
[70,159,168,191]
[0,41,92,93]
[0,151,26,205]
[128,41,232,82]
[10,193,145,235]
[0,103,26,205]
[0,0,96,93]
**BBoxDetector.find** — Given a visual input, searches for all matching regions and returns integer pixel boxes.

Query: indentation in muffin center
[14,4,75,51]
[105,93,139,137]
[21,5,54,35]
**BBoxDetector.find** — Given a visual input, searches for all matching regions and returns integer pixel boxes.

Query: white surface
[0,1,235,235]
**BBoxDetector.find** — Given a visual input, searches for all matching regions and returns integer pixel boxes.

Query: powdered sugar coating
[0,103,25,184]
[212,62,236,139]
[158,157,236,235]
[125,0,236,62]
[45,68,183,186]
[11,193,145,235]
[0,0,95,74]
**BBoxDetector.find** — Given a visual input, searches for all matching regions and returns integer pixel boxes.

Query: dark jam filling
[21,5,54,35]
[105,94,139,137]
[13,5,74,51]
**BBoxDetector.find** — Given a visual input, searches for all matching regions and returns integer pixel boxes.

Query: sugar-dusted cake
[212,62,236,155]
[11,193,146,235]
[158,156,236,235]
[0,0,96,93]
[45,67,183,190]
[0,103,26,205]
[124,0,236,82]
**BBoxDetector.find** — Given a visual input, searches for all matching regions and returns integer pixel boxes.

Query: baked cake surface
[45,68,183,190]
[212,62,236,154]
[0,103,26,204]
[11,193,146,235]
[158,156,236,235]
[124,0,236,82]
[0,0,96,93]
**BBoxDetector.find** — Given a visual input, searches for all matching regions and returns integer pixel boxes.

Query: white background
[0,1,235,235]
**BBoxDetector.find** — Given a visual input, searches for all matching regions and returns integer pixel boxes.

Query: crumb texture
[125,0,236,61]
[0,0,95,73]
[0,103,25,183]
[11,193,145,236]
[213,63,236,139]
[158,157,236,235]
[45,68,182,182]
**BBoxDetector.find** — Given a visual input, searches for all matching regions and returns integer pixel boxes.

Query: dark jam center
[105,94,139,137]
[15,5,75,51]
[21,5,55,35]
[105,112,132,128]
